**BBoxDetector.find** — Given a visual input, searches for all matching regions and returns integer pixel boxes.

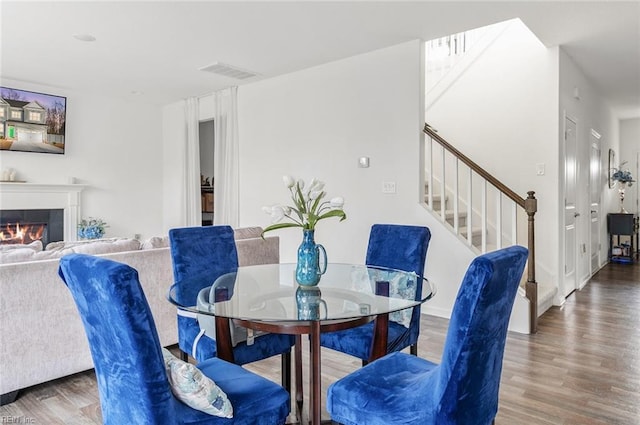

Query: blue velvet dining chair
[168,225,295,390]
[320,224,431,364]
[326,245,528,425]
[58,253,290,425]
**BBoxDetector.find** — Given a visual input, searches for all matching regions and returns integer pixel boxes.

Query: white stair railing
[423,124,539,333]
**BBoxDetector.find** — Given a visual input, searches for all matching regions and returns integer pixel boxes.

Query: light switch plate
[382,181,396,193]
[358,157,370,168]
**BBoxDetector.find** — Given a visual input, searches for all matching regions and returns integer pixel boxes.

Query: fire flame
[0,222,45,245]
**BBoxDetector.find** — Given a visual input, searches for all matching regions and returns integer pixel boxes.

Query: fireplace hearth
[0,209,64,247]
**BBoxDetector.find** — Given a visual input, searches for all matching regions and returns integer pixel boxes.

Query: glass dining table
[167,263,436,425]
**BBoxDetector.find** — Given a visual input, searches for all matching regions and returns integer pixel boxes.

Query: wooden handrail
[424,123,538,333]
[424,124,525,208]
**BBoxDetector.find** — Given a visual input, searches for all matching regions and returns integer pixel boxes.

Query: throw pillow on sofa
[45,238,119,251]
[0,247,39,264]
[161,348,233,418]
[0,240,43,252]
[45,238,141,255]
[140,236,169,249]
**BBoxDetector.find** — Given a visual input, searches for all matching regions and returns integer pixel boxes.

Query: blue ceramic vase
[295,229,327,286]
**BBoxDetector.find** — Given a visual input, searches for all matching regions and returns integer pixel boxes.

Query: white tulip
[308,179,324,194]
[270,205,286,222]
[283,175,295,189]
[330,197,344,208]
[309,190,323,200]
[308,178,318,190]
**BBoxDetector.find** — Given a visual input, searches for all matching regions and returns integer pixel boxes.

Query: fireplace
[0,209,64,247]
[0,182,86,243]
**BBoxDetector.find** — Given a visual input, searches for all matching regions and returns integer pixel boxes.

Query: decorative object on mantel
[77,217,109,240]
[0,168,20,182]
[262,176,346,286]
[612,161,635,213]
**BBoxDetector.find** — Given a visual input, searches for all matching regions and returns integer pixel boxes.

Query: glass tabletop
[168,263,436,323]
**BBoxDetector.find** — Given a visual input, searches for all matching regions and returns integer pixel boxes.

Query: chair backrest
[58,254,177,425]
[365,224,431,280]
[435,245,528,424]
[168,225,239,306]
[365,224,431,342]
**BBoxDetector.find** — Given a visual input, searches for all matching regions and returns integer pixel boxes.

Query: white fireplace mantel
[0,182,87,241]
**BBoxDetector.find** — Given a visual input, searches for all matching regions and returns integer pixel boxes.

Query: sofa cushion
[234,227,264,240]
[69,239,141,255]
[236,236,279,267]
[45,238,141,255]
[45,238,120,251]
[141,236,169,249]
[0,248,39,264]
[0,240,43,252]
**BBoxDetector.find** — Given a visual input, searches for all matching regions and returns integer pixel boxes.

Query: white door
[563,116,578,297]
[589,130,601,273]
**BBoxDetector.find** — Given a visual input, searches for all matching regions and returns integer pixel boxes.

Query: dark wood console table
[607,213,638,263]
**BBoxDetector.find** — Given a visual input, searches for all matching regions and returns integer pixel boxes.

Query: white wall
[0,78,165,240]
[559,49,619,288]
[162,100,189,233]
[234,40,476,318]
[425,20,559,291]
[619,118,640,215]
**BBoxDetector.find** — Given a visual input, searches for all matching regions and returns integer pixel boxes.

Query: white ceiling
[2,1,639,116]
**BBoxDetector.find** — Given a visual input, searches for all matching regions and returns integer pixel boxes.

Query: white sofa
[0,227,278,405]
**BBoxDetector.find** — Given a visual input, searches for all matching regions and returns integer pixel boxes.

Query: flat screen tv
[0,86,67,154]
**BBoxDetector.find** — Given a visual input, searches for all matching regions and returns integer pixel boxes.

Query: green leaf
[261,222,303,237]
[295,183,307,213]
[317,209,347,222]
[310,192,324,215]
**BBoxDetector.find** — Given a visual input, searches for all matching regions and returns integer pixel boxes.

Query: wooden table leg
[369,280,390,363]
[368,312,389,362]
[310,320,321,425]
[214,316,234,363]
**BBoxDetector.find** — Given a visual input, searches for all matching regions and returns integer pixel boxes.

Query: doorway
[200,119,214,226]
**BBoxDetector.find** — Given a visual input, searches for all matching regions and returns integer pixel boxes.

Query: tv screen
[0,86,67,154]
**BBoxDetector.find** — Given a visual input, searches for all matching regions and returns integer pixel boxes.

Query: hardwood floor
[1,261,638,424]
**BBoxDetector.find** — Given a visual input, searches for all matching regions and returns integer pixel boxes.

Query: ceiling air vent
[198,62,259,80]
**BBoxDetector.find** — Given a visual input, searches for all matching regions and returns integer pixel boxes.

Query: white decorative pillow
[70,238,140,255]
[45,238,115,251]
[0,240,43,252]
[161,348,233,418]
[0,248,39,264]
[141,236,169,249]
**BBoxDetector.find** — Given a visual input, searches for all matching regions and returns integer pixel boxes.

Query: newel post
[525,191,538,333]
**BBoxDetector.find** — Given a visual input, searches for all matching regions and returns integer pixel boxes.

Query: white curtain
[185,97,201,226]
[213,87,239,227]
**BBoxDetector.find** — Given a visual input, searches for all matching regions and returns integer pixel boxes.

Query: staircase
[424,184,484,248]
[423,124,541,333]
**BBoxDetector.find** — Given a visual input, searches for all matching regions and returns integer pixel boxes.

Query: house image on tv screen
[0,87,66,154]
